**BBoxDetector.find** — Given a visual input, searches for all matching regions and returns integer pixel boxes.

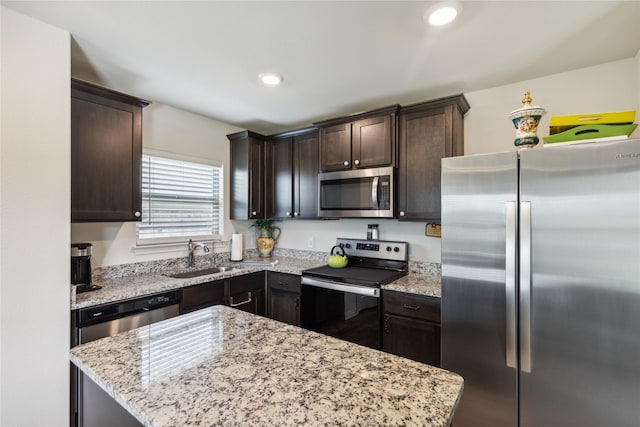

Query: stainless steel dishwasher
[71,290,181,427]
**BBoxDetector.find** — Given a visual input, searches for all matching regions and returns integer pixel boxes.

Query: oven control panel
[336,238,408,262]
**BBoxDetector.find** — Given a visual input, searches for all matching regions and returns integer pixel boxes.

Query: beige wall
[637,49,640,129]
[71,102,242,268]
[251,57,640,263]
[464,58,639,155]
[71,57,640,268]
[1,7,70,426]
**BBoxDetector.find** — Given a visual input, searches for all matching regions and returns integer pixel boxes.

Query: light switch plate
[425,223,441,238]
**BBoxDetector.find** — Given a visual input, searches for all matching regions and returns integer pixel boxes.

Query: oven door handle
[301,277,380,298]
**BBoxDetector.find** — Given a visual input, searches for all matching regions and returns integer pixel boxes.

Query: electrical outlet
[425,223,441,238]
[307,236,315,249]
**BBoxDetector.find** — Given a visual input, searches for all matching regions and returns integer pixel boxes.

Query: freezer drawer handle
[505,201,517,369]
[520,201,532,373]
[229,292,253,307]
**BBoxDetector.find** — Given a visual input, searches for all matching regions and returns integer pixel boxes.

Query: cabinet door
[293,132,319,218]
[383,313,441,366]
[248,138,265,219]
[320,123,351,172]
[228,272,265,316]
[229,131,266,220]
[181,280,225,314]
[266,272,301,326]
[352,115,394,169]
[266,137,293,219]
[398,105,462,221]
[71,85,145,222]
[268,289,300,326]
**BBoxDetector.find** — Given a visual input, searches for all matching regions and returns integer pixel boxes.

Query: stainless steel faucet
[187,239,210,267]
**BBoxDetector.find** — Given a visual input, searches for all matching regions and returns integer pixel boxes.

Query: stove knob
[394,247,400,252]
[344,243,351,249]
[386,246,392,252]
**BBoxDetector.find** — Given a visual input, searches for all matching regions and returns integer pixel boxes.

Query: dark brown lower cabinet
[266,272,300,326]
[181,280,225,313]
[382,290,441,366]
[228,271,265,316]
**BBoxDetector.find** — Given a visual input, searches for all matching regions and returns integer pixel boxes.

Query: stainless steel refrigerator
[441,138,640,427]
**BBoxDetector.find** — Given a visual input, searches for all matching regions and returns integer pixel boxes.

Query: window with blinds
[136,153,223,245]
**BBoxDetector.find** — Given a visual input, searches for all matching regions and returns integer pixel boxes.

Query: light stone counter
[71,256,324,310]
[70,305,463,427]
[382,273,442,298]
[71,251,443,310]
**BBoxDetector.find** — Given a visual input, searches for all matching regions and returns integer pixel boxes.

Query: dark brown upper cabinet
[228,130,266,220]
[397,94,469,221]
[71,79,150,222]
[316,106,398,172]
[266,128,319,219]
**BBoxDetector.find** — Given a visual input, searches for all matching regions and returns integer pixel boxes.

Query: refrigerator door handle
[505,201,517,369]
[520,201,532,373]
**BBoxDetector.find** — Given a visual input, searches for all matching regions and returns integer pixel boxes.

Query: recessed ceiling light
[259,72,283,86]
[424,1,461,26]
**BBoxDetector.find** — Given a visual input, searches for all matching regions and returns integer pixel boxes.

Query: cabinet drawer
[229,271,265,294]
[383,290,440,323]
[267,272,300,293]
[182,280,224,313]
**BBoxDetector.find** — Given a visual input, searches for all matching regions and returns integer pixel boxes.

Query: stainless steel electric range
[301,238,408,350]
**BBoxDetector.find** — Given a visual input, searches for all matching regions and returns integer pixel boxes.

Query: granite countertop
[72,256,324,310]
[70,305,463,426]
[381,272,442,298]
[72,255,442,310]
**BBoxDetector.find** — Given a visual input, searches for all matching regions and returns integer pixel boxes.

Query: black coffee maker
[71,243,101,293]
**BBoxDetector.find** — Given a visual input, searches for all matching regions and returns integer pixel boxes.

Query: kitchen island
[70,305,463,426]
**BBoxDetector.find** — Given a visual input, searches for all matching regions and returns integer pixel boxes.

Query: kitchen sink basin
[164,266,239,279]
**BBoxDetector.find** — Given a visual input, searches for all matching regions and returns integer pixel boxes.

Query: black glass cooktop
[302,265,406,287]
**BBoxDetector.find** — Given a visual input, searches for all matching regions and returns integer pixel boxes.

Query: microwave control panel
[379,178,390,209]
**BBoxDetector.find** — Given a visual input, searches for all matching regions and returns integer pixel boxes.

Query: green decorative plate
[544,124,638,144]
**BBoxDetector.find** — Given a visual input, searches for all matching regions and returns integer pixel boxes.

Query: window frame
[135,148,224,247]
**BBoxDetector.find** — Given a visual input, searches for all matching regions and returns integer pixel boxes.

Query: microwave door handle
[371,176,379,208]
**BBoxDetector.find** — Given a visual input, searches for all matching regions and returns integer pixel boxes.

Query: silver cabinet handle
[354,159,360,166]
[520,201,532,373]
[402,304,420,311]
[343,160,349,167]
[134,211,141,218]
[286,211,291,216]
[229,292,253,307]
[251,211,257,216]
[399,211,405,217]
[294,212,299,217]
[505,201,517,369]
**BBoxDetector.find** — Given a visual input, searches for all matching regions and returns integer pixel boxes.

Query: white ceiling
[4,1,640,134]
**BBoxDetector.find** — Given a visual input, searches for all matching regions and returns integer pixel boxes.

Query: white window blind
[137,153,223,245]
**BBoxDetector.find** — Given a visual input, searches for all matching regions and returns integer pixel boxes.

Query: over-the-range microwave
[318,166,395,218]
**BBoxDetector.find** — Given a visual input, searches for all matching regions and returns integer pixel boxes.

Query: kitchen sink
[164,266,239,279]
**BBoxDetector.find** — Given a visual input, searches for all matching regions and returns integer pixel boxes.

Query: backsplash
[93,252,230,281]
[409,261,441,275]
[93,247,440,282]
[93,248,324,281]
